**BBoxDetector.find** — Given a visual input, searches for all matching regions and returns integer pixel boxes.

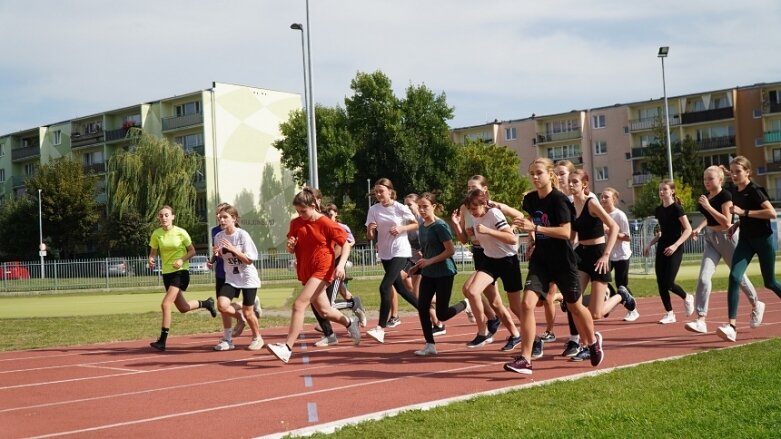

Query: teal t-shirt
[149,226,192,274]
[419,218,457,278]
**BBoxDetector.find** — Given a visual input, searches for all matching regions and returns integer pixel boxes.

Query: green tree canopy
[630,176,696,218]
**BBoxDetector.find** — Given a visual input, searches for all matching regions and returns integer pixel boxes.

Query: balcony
[83,163,106,174]
[631,173,654,186]
[630,144,681,159]
[162,113,203,131]
[628,115,681,132]
[763,131,781,145]
[11,175,28,188]
[534,130,581,145]
[546,153,582,164]
[695,135,736,151]
[11,146,40,162]
[763,161,781,175]
[104,127,131,142]
[71,131,105,148]
[764,101,781,115]
[680,107,734,125]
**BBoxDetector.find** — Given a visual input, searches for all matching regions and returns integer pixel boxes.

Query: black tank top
[573,198,604,241]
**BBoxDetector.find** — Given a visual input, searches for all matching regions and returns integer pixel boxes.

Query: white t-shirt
[608,208,632,261]
[471,207,517,259]
[366,201,416,260]
[215,228,261,289]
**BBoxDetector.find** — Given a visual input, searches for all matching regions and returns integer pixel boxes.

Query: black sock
[159,327,170,344]
[730,324,737,330]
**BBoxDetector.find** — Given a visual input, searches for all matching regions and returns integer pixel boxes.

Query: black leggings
[418,275,465,344]
[379,257,419,327]
[606,259,633,297]
[655,248,687,312]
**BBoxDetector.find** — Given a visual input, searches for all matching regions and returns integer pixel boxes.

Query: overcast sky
[1,0,780,135]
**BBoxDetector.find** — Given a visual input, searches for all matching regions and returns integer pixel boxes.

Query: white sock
[570,335,580,343]
[223,329,232,341]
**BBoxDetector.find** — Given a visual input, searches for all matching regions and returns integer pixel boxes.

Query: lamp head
[658,46,669,58]
[290,23,303,31]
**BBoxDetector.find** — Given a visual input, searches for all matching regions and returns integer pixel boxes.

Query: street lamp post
[37,189,45,279]
[367,178,373,265]
[305,0,318,188]
[289,22,314,187]
[658,46,674,181]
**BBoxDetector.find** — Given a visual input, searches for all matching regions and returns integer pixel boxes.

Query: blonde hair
[529,157,558,190]
[704,165,724,182]
[602,187,619,202]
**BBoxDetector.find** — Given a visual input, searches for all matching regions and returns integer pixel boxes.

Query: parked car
[1,261,30,280]
[453,247,473,263]
[189,255,210,274]
[99,257,133,276]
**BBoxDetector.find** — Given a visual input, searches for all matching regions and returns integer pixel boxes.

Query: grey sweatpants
[694,229,757,316]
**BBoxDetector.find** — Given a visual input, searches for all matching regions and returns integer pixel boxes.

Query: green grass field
[1,263,780,437]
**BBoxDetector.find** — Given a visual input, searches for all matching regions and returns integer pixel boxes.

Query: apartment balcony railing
[630,144,681,159]
[162,113,204,131]
[762,161,781,175]
[11,146,40,162]
[534,130,581,145]
[628,114,681,132]
[631,173,654,186]
[764,101,781,115]
[71,131,104,148]
[104,127,131,142]
[695,135,736,151]
[763,131,781,145]
[83,163,106,174]
[546,153,582,164]
[680,107,734,125]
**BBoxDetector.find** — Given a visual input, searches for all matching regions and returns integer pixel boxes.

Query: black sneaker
[487,317,501,336]
[432,324,447,337]
[387,316,401,328]
[501,335,522,351]
[203,297,217,318]
[466,333,494,348]
[540,330,556,343]
[569,346,591,362]
[503,355,533,375]
[619,286,636,312]
[589,332,604,366]
[531,337,544,359]
[150,340,166,351]
[561,340,580,357]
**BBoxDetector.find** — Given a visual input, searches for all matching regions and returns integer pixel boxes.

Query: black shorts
[575,243,612,283]
[163,270,190,291]
[218,284,258,307]
[478,254,523,293]
[215,277,226,295]
[525,259,580,303]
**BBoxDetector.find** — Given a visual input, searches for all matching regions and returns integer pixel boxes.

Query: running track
[2,292,780,438]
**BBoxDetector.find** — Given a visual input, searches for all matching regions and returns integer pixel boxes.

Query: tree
[0,197,39,260]
[101,209,150,257]
[106,131,200,250]
[677,135,703,192]
[630,176,696,218]
[30,158,100,259]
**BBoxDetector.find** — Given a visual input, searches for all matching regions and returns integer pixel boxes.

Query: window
[702,153,732,168]
[53,130,62,145]
[174,133,205,152]
[82,151,104,166]
[546,143,581,161]
[545,119,578,134]
[0,169,5,183]
[773,148,781,163]
[175,101,201,116]
[23,163,36,177]
[593,140,607,155]
[0,144,4,157]
[505,127,517,140]
[592,114,606,129]
[753,109,762,119]
[84,121,102,134]
[595,166,609,181]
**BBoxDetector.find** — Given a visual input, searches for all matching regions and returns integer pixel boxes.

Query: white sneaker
[658,311,676,324]
[248,336,265,351]
[414,343,437,356]
[367,326,385,343]
[716,324,737,342]
[623,309,640,322]
[464,300,475,323]
[232,317,246,338]
[750,301,766,328]
[253,296,262,319]
[684,294,694,317]
[214,339,235,351]
[684,319,707,334]
[347,316,361,345]
[314,334,338,347]
[267,343,292,363]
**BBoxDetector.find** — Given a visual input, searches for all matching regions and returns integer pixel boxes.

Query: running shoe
[253,296,262,319]
[150,340,166,352]
[684,319,707,334]
[352,296,368,327]
[618,286,637,311]
[589,332,604,366]
[347,316,361,345]
[214,339,235,351]
[414,343,438,356]
[487,317,502,336]
[232,316,246,338]
[367,326,385,344]
[464,299,476,323]
[387,316,401,327]
[314,334,338,347]
[531,337,544,359]
[466,333,494,348]
[569,346,590,362]
[248,336,265,351]
[501,335,522,351]
[503,355,533,375]
[202,297,217,318]
[267,343,292,363]
[716,324,737,342]
[658,311,676,324]
[750,301,766,328]
[623,309,640,322]
[561,340,580,357]
[432,324,447,337]
[540,330,556,343]
[684,294,695,317]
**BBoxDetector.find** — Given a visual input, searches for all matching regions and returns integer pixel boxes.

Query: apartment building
[0,82,301,252]
[451,80,781,212]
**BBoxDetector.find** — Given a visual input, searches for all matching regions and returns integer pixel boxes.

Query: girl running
[718,156,780,342]
[505,158,603,375]
[643,179,694,324]
[599,188,639,322]
[267,188,360,363]
[148,206,216,351]
[365,178,420,343]
[412,192,469,356]
[686,166,762,334]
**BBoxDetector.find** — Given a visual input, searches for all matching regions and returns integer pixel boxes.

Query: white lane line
[303,376,312,388]
[0,355,164,375]
[77,364,143,373]
[307,402,318,423]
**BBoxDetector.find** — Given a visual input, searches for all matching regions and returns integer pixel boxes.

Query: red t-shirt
[287,216,348,284]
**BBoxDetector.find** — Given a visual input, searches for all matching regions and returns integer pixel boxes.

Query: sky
[1,0,780,135]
